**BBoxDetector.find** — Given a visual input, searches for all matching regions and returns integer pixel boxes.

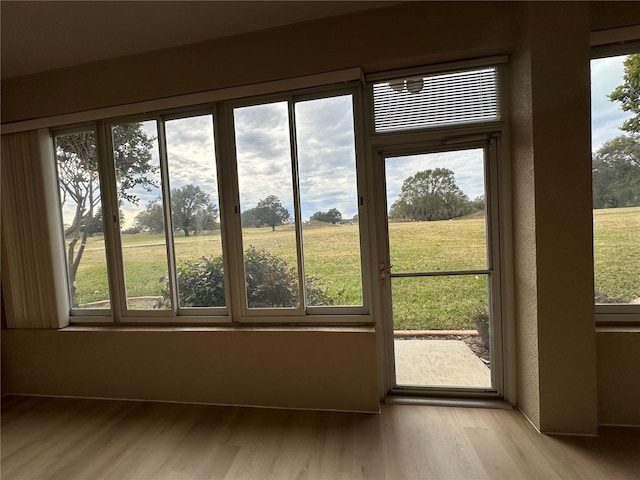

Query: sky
[63,55,633,228]
[591,55,633,150]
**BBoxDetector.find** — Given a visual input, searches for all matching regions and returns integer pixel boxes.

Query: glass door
[383,145,500,391]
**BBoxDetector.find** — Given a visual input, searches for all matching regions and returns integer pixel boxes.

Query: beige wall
[2,1,640,430]
[596,330,640,426]
[1,328,379,412]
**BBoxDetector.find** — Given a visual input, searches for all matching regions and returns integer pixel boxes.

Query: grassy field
[72,206,639,329]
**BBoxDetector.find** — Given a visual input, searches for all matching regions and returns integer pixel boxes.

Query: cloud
[591,55,633,150]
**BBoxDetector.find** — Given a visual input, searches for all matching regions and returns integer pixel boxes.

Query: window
[233,94,363,313]
[591,51,640,321]
[55,128,111,311]
[53,86,365,323]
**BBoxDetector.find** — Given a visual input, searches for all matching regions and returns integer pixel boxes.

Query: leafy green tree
[245,195,291,231]
[135,184,219,236]
[135,200,164,233]
[389,168,470,221]
[592,136,640,208]
[56,124,155,307]
[170,184,218,236]
[241,206,261,228]
[609,54,640,135]
[310,208,343,223]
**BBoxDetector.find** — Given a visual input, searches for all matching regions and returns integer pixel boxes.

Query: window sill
[61,324,375,334]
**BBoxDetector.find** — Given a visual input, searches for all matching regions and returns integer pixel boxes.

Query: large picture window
[53,86,365,323]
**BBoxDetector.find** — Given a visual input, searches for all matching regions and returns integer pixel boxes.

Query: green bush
[157,246,334,308]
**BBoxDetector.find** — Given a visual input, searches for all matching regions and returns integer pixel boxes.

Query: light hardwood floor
[2,395,639,480]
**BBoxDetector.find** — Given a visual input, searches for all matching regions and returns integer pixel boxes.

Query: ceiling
[1,1,396,80]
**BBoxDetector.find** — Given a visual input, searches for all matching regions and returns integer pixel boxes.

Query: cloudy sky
[591,54,633,150]
[109,55,632,227]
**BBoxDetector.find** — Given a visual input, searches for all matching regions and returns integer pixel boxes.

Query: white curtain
[1,130,69,328]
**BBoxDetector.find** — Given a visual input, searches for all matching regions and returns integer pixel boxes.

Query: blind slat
[373,67,499,133]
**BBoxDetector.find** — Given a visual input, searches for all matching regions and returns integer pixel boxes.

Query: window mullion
[288,99,306,313]
[98,121,126,323]
[218,103,246,321]
[157,118,178,314]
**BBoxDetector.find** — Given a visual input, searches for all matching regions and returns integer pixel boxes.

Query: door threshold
[385,394,513,410]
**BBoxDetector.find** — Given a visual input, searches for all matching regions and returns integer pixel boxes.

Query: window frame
[590,42,640,325]
[54,82,371,325]
[224,87,370,320]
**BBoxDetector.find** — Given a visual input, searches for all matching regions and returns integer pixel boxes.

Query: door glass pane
[165,115,225,308]
[392,275,492,388]
[385,147,494,390]
[234,102,299,309]
[296,94,363,306]
[55,130,111,310]
[591,54,640,305]
[385,149,487,273]
[112,121,170,310]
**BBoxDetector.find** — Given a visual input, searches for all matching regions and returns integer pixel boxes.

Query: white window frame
[53,82,371,325]
[591,35,640,325]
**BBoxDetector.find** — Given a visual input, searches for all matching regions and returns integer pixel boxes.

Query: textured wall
[509,2,598,434]
[2,328,379,412]
[509,23,541,428]
[597,330,640,426]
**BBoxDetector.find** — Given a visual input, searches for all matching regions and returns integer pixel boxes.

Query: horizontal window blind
[372,67,498,133]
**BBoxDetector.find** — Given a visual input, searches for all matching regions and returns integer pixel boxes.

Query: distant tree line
[310,208,343,224]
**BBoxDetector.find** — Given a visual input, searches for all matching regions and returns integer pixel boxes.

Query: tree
[134,200,164,233]
[609,54,640,135]
[85,208,104,236]
[170,184,218,236]
[241,206,261,228]
[592,136,640,208]
[310,208,343,224]
[244,195,291,231]
[135,184,219,236]
[56,125,155,307]
[389,168,470,221]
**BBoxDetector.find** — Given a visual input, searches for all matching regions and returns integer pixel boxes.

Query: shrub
[157,246,334,308]
[122,226,140,235]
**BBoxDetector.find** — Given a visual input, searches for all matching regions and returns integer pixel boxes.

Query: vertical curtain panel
[1,130,68,328]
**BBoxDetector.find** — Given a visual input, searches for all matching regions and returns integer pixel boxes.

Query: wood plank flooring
[2,395,639,480]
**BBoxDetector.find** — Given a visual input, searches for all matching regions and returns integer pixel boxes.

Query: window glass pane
[234,102,299,309]
[55,130,111,309]
[591,54,640,305]
[296,95,363,306]
[165,115,225,308]
[112,121,170,310]
[385,149,487,273]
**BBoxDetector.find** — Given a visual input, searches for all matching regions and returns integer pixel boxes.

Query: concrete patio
[394,339,491,388]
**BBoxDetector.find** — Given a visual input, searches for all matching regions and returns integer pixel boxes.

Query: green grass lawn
[72,206,639,328]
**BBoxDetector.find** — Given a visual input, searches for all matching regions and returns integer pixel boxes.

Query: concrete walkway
[394,339,491,388]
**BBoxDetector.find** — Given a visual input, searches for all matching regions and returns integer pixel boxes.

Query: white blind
[372,67,499,133]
